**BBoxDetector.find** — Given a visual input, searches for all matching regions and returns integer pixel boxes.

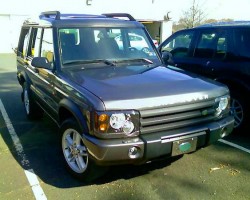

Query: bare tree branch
[179,0,206,29]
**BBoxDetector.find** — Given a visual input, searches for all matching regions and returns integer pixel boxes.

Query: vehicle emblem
[201,109,208,116]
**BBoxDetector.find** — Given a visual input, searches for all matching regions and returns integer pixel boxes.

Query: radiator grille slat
[140,100,215,117]
[139,100,216,134]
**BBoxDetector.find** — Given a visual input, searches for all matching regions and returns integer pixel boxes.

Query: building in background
[0,0,173,53]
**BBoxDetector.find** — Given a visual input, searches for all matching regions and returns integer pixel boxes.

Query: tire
[22,82,43,119]
[60,118,106,182]
[230,91,249,134]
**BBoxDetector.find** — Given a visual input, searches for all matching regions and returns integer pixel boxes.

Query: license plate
[172,137,198,156]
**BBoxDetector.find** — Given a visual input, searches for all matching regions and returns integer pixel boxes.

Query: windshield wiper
[114,58,153,65]
[63,59,116,66]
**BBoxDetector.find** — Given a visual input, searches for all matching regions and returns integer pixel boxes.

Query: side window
[161,31,194,58]
[27,28,37,58]
[41,28,54,66]
[234,29,250,59]
[17,27,30,58]
[194,31,227,59]
[215,35,227,59]
[26,28,42,58]
[33,28,42,57]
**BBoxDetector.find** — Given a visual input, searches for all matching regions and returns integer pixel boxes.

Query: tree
[172,0,233,32]
[181,0,206,28]
[173,0,206,31]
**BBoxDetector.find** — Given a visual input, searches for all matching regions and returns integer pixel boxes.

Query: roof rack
[102,13,136,21]
[40,11,61,20]
[198,20,250,27]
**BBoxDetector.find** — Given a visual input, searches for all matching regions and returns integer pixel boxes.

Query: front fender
[59,98,89,134]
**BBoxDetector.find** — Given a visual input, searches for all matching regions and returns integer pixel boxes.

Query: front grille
[140,100,216,134]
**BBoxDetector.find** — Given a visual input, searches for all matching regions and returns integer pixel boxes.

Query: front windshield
[59,27,160,66]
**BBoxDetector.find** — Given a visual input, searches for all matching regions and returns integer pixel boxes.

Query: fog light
[128,146,140,159]
[220,127,227,138]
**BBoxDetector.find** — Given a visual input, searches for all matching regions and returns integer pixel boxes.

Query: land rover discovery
[16,11,234,181]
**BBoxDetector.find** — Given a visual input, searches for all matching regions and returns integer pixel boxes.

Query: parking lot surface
[0,55,250,200]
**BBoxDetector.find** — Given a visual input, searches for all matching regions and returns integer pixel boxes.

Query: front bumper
[83,115,234,166]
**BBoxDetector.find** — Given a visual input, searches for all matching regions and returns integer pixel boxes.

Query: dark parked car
[16,11,234,181]
[159,22,250,134]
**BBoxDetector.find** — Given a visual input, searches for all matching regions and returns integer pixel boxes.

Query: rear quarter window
[17,27,30,57]
[234,28,250,59]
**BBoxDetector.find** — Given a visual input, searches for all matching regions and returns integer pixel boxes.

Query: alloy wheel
[23,89,30,115]
[62,128,88,174]
[230,98,244,128]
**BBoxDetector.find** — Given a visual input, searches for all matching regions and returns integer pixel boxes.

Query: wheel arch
[215,77,249,96]
[17,71,29,86]
[59,98,90,134]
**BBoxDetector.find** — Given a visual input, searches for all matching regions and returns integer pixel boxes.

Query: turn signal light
[99,123,108,132]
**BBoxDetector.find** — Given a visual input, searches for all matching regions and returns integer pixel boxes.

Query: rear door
[159,28,230,79]
[187,29,230,78]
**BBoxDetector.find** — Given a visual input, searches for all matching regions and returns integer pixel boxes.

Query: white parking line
[0,99,47,200]
[219,139,250,154]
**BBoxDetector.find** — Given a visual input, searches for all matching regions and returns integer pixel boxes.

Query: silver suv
[16,11,234,181]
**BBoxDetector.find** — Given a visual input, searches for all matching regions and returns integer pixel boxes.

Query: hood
[63,64,228,110]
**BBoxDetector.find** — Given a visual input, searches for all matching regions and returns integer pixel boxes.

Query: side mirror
[161,51,175,66]
[31,57,52,69]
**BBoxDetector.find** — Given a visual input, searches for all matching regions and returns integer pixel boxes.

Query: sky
[170,0,250,21]
[1,0,250,22]
[1,0,250,53]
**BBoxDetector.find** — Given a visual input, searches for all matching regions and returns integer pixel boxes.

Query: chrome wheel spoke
[69,156,76,163]
[65,134,73,146]
[75,156,85,171]
[73,131,81,145]
[78,145,88,157]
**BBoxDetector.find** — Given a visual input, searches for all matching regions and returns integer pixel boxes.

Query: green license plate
[172,137,198,156]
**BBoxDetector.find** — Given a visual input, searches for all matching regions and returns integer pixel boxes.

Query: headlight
[94,110,139,138]
[215,95,230,117]
[110,113,126,129]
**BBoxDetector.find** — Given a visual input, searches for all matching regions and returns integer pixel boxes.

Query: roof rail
[102,13,136,21]
[198,20,250,27]
[40,11,61,20]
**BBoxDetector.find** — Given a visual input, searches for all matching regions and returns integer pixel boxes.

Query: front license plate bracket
[172,137,198,156]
